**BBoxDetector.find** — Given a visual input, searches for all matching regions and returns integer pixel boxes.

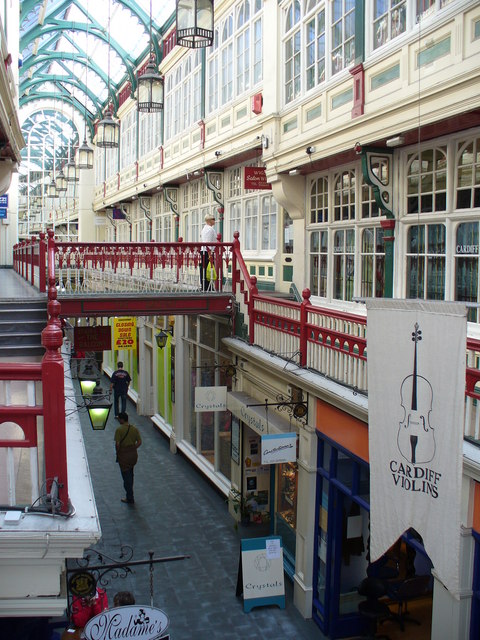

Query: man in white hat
[200,212,217,291]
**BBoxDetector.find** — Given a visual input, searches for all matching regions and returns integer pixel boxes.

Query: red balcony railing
[12,231,480,447]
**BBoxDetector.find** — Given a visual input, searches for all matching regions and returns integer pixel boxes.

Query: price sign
[113,317,137,351]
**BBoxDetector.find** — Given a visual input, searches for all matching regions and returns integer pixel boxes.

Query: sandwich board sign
[236,536,285,612]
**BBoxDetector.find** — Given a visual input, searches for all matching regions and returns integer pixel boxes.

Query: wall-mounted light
[155,326,174,349]
[306,146,316,155]
[354,142,362,154]
[137,0,164,115]
[386,135,405,147]
[289,169,301,176]
[214,150,222,157]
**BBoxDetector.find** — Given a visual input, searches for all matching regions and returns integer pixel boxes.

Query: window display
[277,461,297,529]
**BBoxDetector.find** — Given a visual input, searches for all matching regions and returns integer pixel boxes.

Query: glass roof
[19,0,176,170]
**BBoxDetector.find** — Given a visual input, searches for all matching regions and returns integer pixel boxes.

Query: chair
[356,577,393,639]
[386,574,432,631]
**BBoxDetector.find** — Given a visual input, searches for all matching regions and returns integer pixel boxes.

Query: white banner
[366,299,466,595]
[194,386,227,412]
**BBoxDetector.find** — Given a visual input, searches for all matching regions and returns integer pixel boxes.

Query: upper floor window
[120,110,136,170]
[333,170,356,221]
[165,51,201,141]
[406,223,445,300]
[207,0,262,113]
[373,0,406,50]
[283,0,353,106]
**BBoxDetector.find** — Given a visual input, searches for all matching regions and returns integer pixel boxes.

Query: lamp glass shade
[155,330,169,349]
[176,0,214,48]
[96,110,120,148]
[137,61,164,112]
[79,379,97,396]
[77,140,94,169]
[293,402,308,419]
[87,403,112,430]
[47,180,58,198]
[66,160,79,182]
[56,170,67,192]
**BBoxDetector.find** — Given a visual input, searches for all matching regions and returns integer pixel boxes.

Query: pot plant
[230,488,253,528]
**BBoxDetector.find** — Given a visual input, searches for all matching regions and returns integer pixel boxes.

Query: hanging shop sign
[244,166,272,190]
[261,432,297,464]
[68,570,97,598]
[227,392,293,437]
[0,208,7,219]
[0,195,8,206]
[83,605,169,640]
[194,386,227,412]
[236,536,285,613]
[74,326,112,351]
[113,317,137,350]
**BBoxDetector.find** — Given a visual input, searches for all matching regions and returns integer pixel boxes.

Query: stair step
[0,320,46,333]
[0,333,43,346]
[0,345,45,357]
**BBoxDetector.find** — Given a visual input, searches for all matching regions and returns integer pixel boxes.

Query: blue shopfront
[312,400,434,639]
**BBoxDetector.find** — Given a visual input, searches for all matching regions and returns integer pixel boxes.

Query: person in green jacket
[114,412,142,504]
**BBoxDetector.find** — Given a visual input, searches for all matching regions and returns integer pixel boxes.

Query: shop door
[280,210,294,293]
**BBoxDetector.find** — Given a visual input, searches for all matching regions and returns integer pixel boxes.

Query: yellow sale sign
[113,317,137,350]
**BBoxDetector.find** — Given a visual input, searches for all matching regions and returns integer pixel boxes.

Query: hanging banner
[83,605,169,640]
[74,326,112,351]
[113,317,137,351]
[261,433,297,464]
[194,386,227,412]
[366,299,466,595]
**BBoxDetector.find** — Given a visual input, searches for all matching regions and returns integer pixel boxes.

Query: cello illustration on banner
[398,322,436,464]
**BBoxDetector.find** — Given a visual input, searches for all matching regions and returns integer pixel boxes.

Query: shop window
[406,147,447,214]
[406,224,445,300]
[361,226,385,298]
[333,228,355,301]
[276,461,298,572]
[311,176,329,223]
[309,230,328,297]
[456,137,480,210]
[334,170,356,221]
[283,211,294,253]
[455,222,480,322]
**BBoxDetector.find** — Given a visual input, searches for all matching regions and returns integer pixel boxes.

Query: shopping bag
[206,261,217,282]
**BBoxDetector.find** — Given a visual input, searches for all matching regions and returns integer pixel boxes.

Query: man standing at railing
[200,212,217,291]
[110,361,131,418]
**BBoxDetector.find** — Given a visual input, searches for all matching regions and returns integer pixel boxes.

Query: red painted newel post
[300,288,311,368]
[41,229,69,512]
[38,232,46,292]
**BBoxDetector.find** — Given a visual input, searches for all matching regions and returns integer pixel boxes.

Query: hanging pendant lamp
[56,167,67,192]
[96,106,120,148]
[47,177,58,198]
[138,0,164,112]
[77,138,94,169]
[176,0,214,49]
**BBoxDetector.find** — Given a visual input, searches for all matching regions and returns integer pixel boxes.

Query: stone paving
[78,380,325,640]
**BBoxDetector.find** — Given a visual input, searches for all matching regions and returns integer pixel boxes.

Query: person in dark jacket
[109,361,131,418]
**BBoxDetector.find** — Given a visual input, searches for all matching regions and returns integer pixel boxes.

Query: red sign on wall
[244,166,272,190]
[74,326,112,351]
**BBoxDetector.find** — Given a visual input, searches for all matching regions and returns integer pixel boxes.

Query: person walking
[114,413,141,505]
[200,212,217,291]
[110,361,131,418]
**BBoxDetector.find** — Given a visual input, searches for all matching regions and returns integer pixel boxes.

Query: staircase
[0,300,47,358]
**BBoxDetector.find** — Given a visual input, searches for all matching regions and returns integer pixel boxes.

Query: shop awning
[227,391,295,437]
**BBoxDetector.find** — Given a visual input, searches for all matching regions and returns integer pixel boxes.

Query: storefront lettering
[456,244,479,255]
[263,443,294,456]
[389,460,441,498]
[245,580,283,591]
[240,406,266,433]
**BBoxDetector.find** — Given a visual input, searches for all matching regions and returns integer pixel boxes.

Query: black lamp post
[176,0,214,49]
